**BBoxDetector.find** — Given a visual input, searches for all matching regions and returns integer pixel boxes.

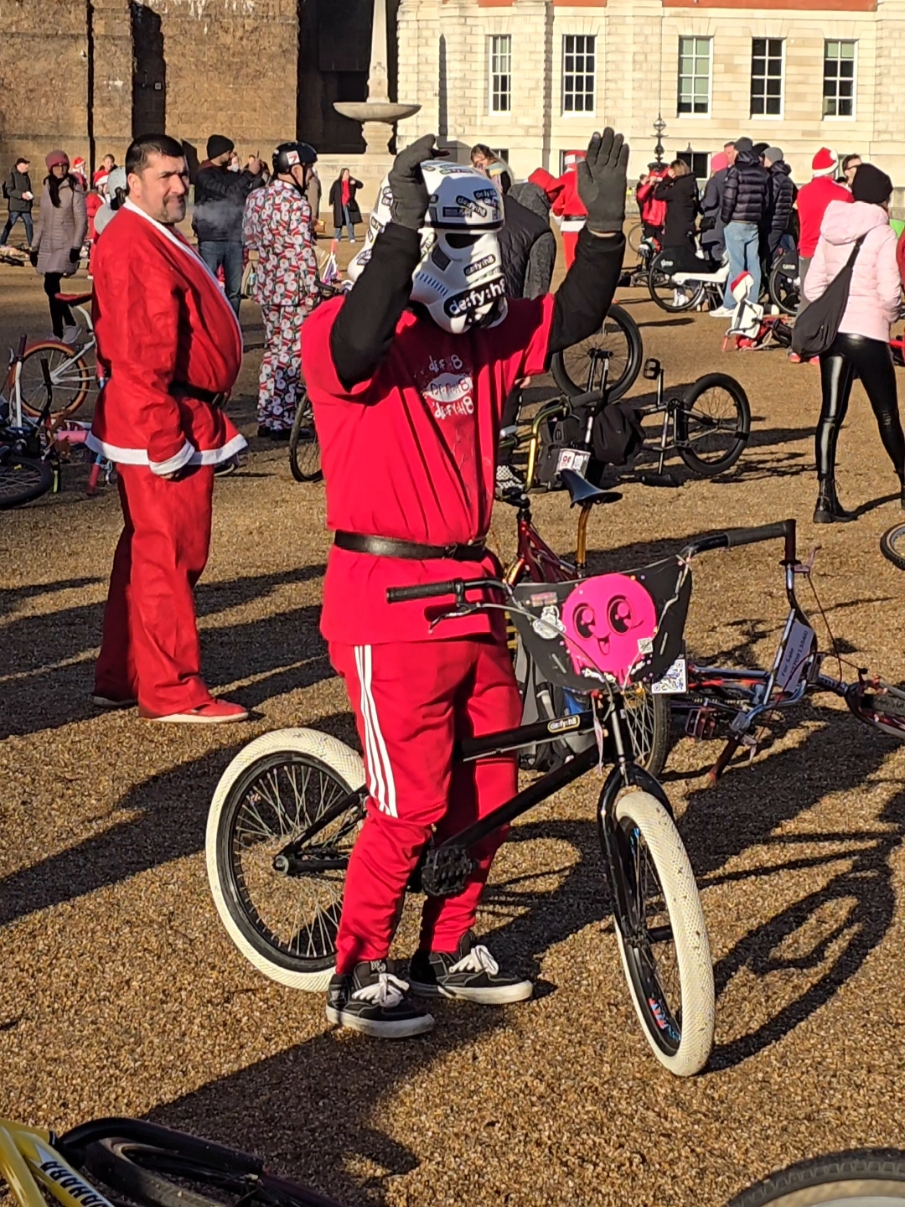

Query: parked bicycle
[10,290,95,420]
[648,248,730,313]
[207,541,719,1074]
[767,248,800,316]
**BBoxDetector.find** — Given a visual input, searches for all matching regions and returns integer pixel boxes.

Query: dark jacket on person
[505,183,556,297]
[328,177,363,228]
[498,192,556,299]
[193,161,264,243]
[4,166,33,213]
[765,160,795,246]
[720,151,769,226]
[653,173,699,249]
[700,167,727,257]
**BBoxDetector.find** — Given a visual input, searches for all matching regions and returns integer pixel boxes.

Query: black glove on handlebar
[578,128,630,235]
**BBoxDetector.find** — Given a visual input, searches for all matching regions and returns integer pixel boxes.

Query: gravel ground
[2,243,905,1207]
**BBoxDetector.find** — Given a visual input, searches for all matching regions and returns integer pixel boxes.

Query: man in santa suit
[87,133,249,723]
[550,150,587,268]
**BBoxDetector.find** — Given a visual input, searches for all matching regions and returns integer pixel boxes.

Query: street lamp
[653,115,667,166]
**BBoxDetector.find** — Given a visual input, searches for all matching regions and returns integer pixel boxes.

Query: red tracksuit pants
[329,635,521,973]
[94,463,215,716]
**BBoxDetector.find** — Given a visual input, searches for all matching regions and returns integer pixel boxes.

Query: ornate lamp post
[653,115,667,166]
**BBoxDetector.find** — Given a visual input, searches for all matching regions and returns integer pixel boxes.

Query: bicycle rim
[677,375,750,475]
[0,454,54,509]
[289,396,322,483]
[19,343,92,417]
[769,268,799,316]
[880,523,905,571]
[648,261,702,313]
[553,307,641,402]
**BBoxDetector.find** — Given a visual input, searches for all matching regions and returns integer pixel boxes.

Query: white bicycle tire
[611,790,715,1076]
[206,728,365,991]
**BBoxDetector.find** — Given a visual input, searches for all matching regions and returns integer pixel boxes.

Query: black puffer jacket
[5,167,33,213]
[766,160,795,240]
[653,173,699,249]
[720,151,769,226]
[193,161,264,243]
[498,193,556,300]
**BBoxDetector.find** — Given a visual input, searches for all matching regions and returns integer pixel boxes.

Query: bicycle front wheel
[676,372,750,476]
[0,453,54,509]
[647,251,705,313]
[206,728,365,990]
[288,391,322,483]
[550,304,643,402]
[729,1151,905,1207]
[18,342,92,418]
[880,522,905,571]
[607,789,714,1076]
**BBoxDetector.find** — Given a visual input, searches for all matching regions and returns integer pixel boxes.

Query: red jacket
[87,202,246,474]
[550,167,586,230]
[636,172,668,228]
[85,192,104,243]
[796,176,852,259]
[897,226,905,288]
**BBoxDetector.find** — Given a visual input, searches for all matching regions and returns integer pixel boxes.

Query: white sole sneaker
[325,1005,436,1037]
[146,711,249,724]
[409,978,533,1005]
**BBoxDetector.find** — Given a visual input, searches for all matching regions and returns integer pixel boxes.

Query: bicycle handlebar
[386,578,502,604]
[681,519,796,562]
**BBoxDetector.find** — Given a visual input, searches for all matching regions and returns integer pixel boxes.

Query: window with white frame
[750,38,784,116]
[677,37,712,115]
[823,40,856,117]
[489,35,512,114]
[677,149,709,180]
[562,35,596,114]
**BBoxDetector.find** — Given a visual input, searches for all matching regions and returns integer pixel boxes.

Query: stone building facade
[395,0,905,193]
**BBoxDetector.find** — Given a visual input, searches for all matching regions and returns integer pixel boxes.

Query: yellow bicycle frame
[0,1118,116,1207]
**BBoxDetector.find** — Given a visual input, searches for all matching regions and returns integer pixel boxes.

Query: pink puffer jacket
[804,199,901,344]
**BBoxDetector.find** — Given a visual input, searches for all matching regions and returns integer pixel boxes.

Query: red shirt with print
[302,295,555,644]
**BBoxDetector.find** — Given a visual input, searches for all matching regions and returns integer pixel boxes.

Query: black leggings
[816,333,905,483]
[43,273,74,339]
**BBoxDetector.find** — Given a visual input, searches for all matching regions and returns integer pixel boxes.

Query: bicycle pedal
[421,845,475,898]
[685,708,717,740]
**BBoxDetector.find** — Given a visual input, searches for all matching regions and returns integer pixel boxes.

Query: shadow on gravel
[0,707,355,927]
[144,816,608,1207]
[0,576,102,615]
[679,705,904,1071]
[0,565,326,738]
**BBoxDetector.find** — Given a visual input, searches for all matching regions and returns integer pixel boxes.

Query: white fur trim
[86,432,247,468]
[149,440,196,476]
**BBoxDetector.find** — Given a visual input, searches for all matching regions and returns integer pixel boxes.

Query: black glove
[29,249,38,267]
[69,247,80,264]
[699,215,716,232]
[388,133,441,232]
[578,128,630,235]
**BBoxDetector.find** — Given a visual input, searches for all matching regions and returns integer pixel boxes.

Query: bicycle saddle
[55,291,93,305]
[560,469,621,508]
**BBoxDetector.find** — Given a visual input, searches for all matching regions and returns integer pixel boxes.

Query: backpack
[791,235,866,359]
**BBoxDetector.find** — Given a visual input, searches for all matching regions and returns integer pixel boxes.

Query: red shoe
[140,699,249,724]
[809,357,821,366]
[788,352,802,364]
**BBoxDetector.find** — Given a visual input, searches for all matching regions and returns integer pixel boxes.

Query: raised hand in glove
[388,133,443,232]
[578,128,630,236]
[69,247,81,264]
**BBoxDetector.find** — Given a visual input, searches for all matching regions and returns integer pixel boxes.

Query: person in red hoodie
[635,162,668,243]
[795,147,852,314]
[87,133,248,723]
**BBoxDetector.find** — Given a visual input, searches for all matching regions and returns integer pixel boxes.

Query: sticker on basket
[530,604,564,640]
[651,655,687,695]
[556,448,591,476]
[775,619,815,693]
[562,573,657,683]
[527,590,557,607]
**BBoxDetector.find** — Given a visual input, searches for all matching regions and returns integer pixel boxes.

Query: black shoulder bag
[792,234,866,359]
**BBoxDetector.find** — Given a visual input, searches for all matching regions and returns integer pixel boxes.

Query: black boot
[813,478,855,524]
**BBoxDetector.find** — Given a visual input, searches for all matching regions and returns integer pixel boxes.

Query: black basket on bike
[510,558,691,692]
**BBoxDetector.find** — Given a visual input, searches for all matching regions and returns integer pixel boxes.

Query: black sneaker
[408,931,533,1005]
[326,960,435,1038]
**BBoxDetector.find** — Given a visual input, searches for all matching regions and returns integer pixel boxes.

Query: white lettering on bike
[33,1150,116,1207]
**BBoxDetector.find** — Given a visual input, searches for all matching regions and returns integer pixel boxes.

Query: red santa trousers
[328,635,521,972]
[94,464,215,716]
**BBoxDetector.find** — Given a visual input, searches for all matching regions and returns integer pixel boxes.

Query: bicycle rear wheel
[550,304,642,403]
[206,729,366,989]
[288,391,322,483]
[647,251,705,313]
[18,342,92,418]
[768,262,799,316]
[0,452,53,509]
[880,522,905,570]
[676,372,750,476]
[729,1151,905,1207]
[84,1140,341,1207]
[606,788,714,1076]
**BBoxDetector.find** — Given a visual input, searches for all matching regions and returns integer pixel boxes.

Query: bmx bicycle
[206,541,724,1076]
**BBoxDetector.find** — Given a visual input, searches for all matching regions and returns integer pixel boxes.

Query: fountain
[333,0,420,157]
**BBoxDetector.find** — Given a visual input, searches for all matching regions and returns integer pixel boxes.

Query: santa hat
[563,150,586,171]
[529,167,563,200]
[812,147,838,177]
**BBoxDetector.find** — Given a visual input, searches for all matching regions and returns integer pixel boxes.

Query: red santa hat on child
[811,147,838,178]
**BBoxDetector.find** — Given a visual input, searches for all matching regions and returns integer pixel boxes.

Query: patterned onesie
[243,179,320,431]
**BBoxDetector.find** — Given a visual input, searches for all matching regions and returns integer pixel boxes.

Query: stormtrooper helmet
[347,161,508,334]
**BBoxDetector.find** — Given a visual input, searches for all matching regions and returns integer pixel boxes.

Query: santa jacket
[88,201,247,475]
[550,168,586,231]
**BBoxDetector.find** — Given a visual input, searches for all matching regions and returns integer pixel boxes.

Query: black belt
[171,383,228,407]
[334,531,487,561]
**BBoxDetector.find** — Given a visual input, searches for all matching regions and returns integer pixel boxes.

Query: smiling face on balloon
[561,573,658,684]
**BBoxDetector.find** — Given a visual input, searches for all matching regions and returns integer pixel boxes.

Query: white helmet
[347,161,508,334]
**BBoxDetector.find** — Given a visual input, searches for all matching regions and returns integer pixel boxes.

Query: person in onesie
[301,127,629,1038]
[243,141,321,439]
[87,133,248,724]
